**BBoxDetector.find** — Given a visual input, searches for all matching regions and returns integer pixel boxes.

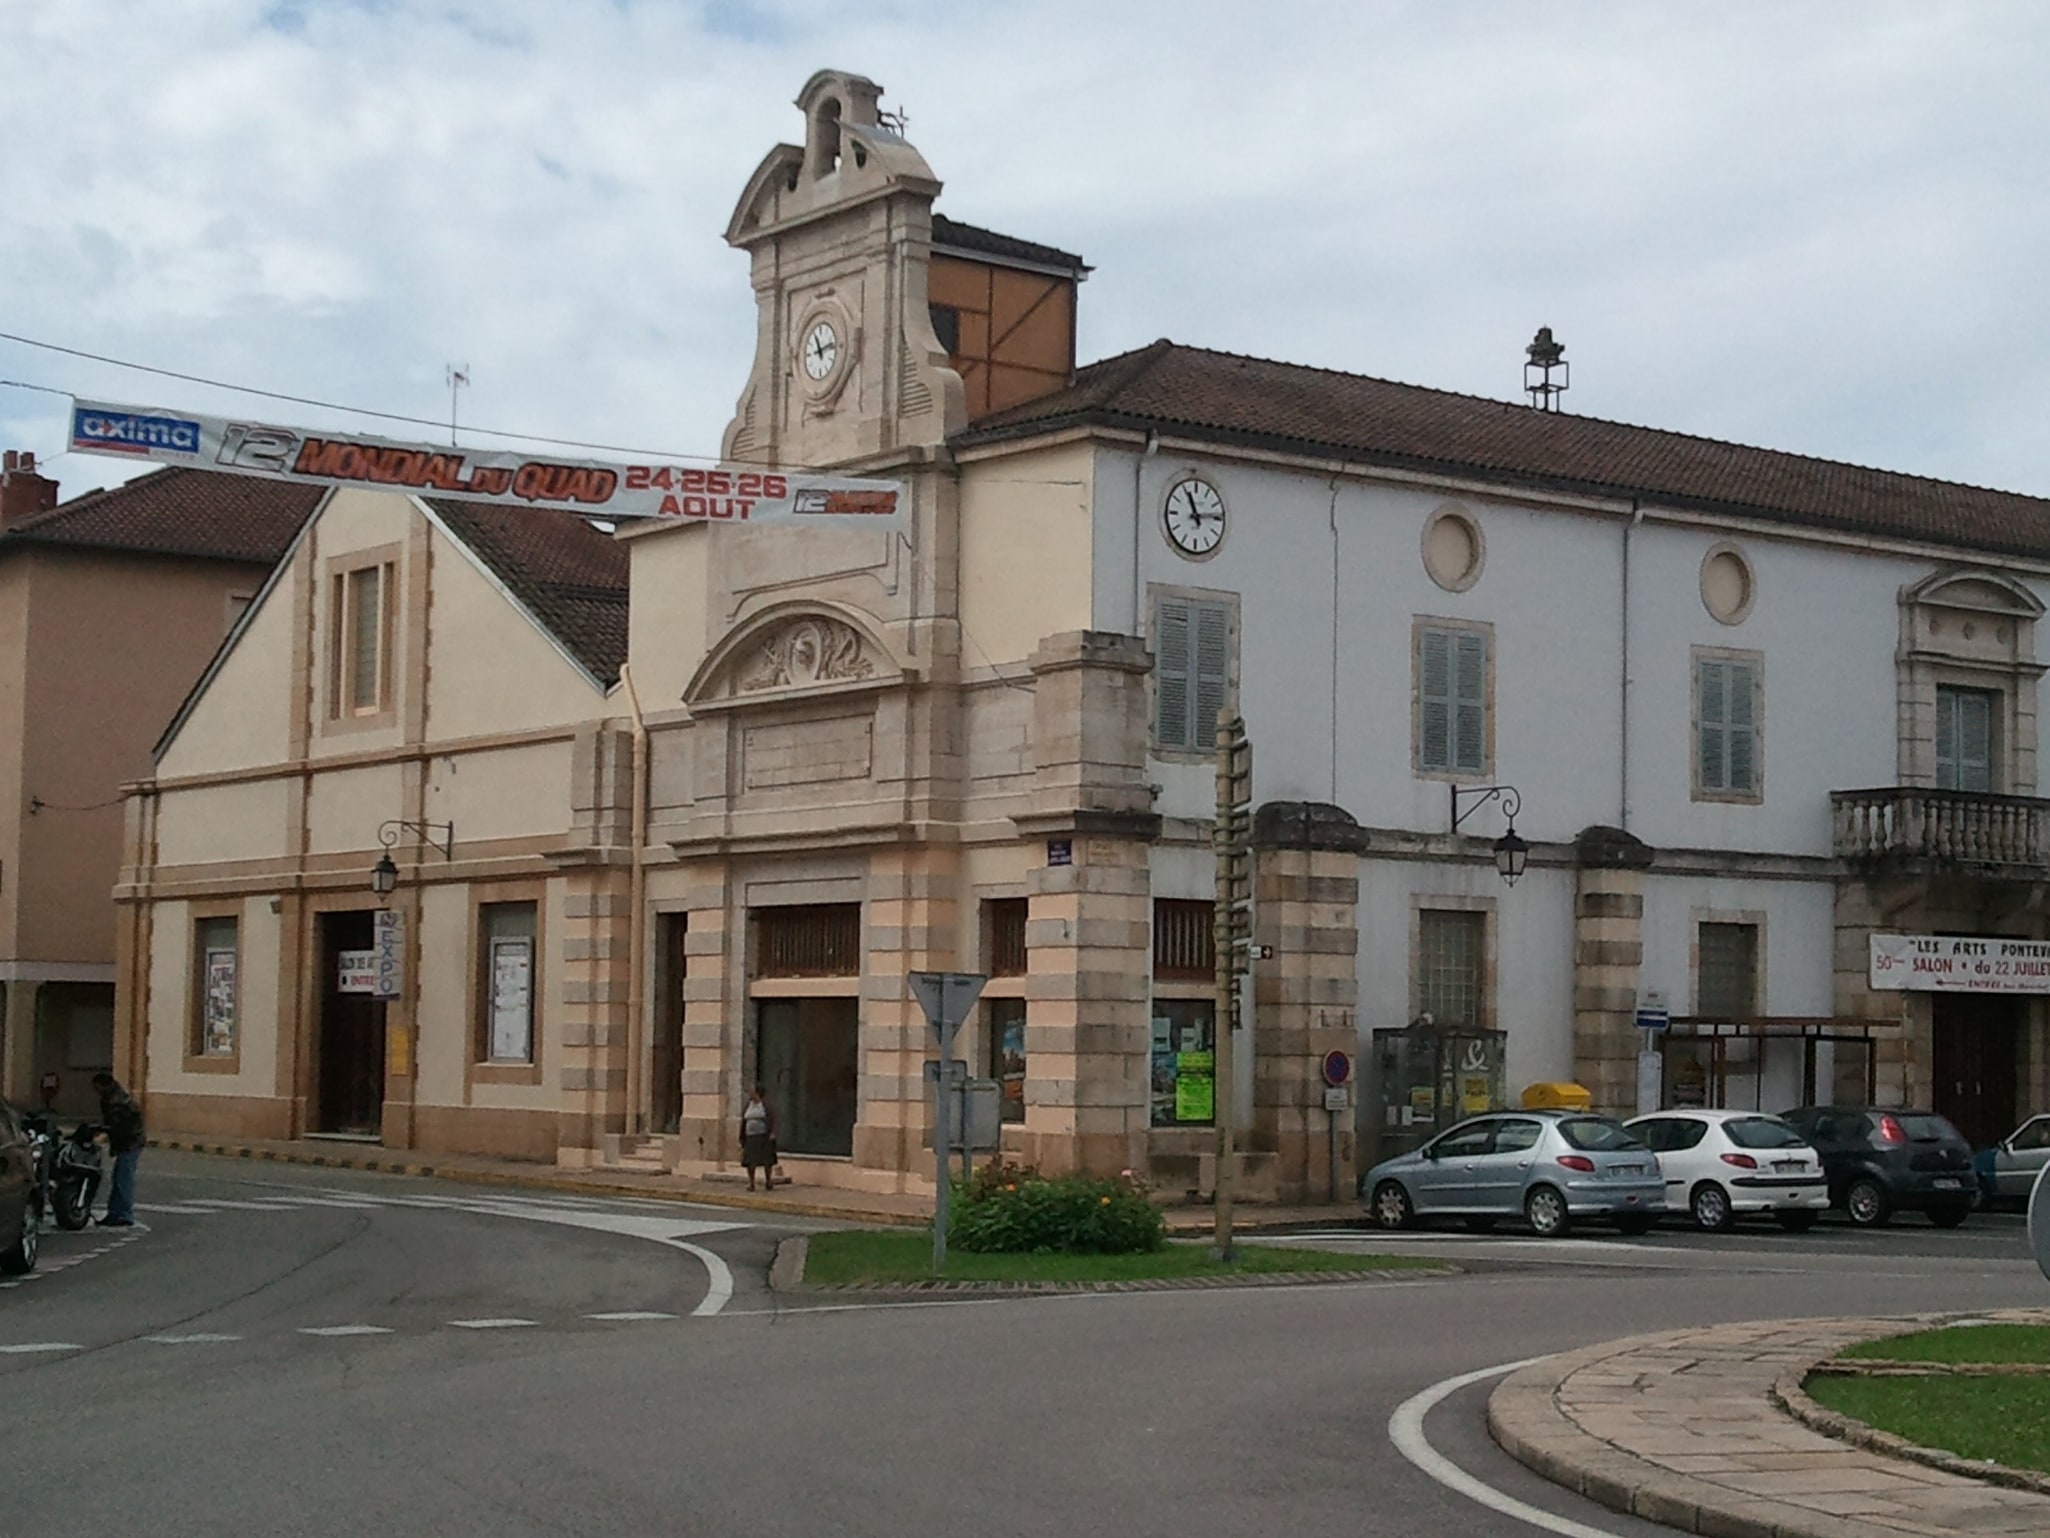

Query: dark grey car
[1778,1106,1974,1227]
[0,1098,39,1274]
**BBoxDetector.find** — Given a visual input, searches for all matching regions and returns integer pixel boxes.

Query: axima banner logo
[71,407,203,457]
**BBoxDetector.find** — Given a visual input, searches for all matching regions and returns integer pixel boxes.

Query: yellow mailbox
[1521,1081,1593,1112]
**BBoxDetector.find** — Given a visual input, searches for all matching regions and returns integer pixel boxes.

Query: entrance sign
[68,398,905,530]
[372,908,405,1000]
[907,971,987,1034]
[336,950,380,995]
[1870,933,2050,994]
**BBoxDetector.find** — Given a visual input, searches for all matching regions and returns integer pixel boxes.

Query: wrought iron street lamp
[1450,784,1528,888]
[367,818,455,903]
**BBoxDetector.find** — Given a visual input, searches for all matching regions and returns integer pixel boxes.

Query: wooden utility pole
[1213,714,1253,1261]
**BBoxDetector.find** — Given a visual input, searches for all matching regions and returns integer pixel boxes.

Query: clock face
[802,319,840,381]
[1163,477,1226,556]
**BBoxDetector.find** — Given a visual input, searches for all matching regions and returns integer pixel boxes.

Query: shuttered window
[1697,922,1759,1020]
[1417,625,1488,774]
[1697,654,1760,796]
[1155,596,1233,752]
[1935,686,1996,792]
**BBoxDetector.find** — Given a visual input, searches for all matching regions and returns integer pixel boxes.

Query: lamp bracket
[1449,784,1521,834]
[378,818,455,861]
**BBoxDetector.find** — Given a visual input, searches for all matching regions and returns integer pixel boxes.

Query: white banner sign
[372,908,405,1001]
[337,949,381,995]
[68,398,904,529]
[1869,933,2050,993]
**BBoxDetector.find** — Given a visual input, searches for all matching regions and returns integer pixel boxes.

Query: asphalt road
[4,1153,2044,1538]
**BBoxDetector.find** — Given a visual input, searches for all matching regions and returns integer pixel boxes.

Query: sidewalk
[146,1133,1368,1235]
[1488,1310,2050,1538]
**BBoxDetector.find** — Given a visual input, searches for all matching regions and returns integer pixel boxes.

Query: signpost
[1634,990,1667,1117]
[1320,1051,1352,1203]
[1214,715,1253,1261]
[908,969,987,1274]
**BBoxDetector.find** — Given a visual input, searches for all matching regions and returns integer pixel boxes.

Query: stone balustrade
[1833,785,2050,869]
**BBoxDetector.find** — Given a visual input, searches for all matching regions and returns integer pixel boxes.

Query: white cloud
[4,0,2050,500]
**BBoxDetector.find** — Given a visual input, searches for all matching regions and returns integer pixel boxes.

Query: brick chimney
[0,450,59,528]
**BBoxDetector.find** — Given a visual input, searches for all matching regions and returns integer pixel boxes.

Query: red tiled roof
[960,340,2050,557]
[424,498,629,686]
[3,466,321,565]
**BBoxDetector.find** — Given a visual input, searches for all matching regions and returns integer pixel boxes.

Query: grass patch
[1842,1324,2050,1365]
[802,1230,1438,1286]
[1806,1372,2050,1474]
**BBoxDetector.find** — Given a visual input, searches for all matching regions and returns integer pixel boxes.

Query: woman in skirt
[740,1085,777,1190]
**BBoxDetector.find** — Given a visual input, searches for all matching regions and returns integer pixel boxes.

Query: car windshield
[1557,1117,1643,1152]
[1724,1117,1805,1150]
[1898,1114,1961,1142]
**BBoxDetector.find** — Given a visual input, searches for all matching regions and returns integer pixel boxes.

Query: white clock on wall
[1163,476,1227,558]
[801,318,840,381]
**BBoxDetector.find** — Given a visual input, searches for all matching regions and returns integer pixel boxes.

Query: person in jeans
[91,1073,144,1226]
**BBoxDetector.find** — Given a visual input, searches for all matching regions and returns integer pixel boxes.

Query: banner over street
[68,398,904,529]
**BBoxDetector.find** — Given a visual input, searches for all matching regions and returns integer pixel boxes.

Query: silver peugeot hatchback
[1363,1110,1664,1236]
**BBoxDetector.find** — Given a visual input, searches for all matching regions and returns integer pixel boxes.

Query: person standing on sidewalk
[91,1073,144,1226]
[740,1086,777,1192]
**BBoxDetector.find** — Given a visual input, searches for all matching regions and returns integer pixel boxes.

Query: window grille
[1153,899,1216,980]
[987,898,1028,977]
[753,904,862,977]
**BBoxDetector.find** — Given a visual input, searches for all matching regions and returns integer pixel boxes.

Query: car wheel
[1844,1177,1892,1228]
[1690,1182,1735,1233]
[1614,1214,1654,1237]
[1928,1205,1970,1229]
[1372,1181,1417,1231]
[1525,1185,1572,1238]
[0,1200,38,1276]
[1462,1216,1498,1234]
[1774,1210,1819,1233]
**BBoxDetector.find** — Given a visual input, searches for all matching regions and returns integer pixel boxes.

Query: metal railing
[1832,786,2050,869]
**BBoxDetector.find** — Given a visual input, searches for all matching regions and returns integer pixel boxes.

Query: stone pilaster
[1571,825,1653,1118]
[675,865,737,1171]
[855,846,959,1185]
[555,872,631,1166]
[1250,803,1367,1203]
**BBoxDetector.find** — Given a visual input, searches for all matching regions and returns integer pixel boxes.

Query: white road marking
[1388,1357,1626,1538]
[670,1241,732,1316]
[0,1342,82,1354]
[447,1318,536,1330]
[585,1311,677,1321]
[298,1325,394,1337]
[146,1333,243,1344]
[137,1203,223,1215]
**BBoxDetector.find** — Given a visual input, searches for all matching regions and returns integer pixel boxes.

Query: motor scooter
[22,1117,103,1231]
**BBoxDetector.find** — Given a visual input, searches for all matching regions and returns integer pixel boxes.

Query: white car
[1623,1109,1830,1232]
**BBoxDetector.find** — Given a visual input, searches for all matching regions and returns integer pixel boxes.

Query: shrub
[948,1160,1164,1255]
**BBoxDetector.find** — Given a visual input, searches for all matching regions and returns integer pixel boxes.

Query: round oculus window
[1421,506,1484,592]
[1700,544,1755,625]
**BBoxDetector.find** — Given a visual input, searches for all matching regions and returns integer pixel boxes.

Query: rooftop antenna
[877,103,909,134]
[446,364,470,445]
[1524,327,1568,412]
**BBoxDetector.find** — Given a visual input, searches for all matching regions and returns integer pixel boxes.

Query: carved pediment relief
[685,603,902,710]
[1902,567,2046,621]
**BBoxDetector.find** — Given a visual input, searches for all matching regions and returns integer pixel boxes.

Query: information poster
[489,937,534,1062]
[1175,1050,1215,1122]
[372,908,404,1000]
[203,947,237,1056]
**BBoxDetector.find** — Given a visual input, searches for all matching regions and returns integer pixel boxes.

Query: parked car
[1973,1113,2050,1209]
[1363,1110,1664,1237]
[1623,1109,1829,1232]
[0,1097,40,1274]
[1777,1105,1974,1227]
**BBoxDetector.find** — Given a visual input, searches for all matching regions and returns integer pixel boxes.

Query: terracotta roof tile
[4,467,321,565]
[423,498,628,686]
[960,341,2050,558]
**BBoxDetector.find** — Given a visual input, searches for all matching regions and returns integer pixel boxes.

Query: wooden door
[650,914,685,1135]
[1931,993,2020,1149]
[317,912,386,1136]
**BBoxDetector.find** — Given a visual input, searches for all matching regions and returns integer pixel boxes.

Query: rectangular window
[1417,910,1485,1028]
[1935,685,1997,792]
[986,996,1027,1124]
[1150,998,1216,1127]
[1153,899,1215,981]
[1154,594,1233,753]
[753,904,862,977]
[986,898,1028,977]
[1697,922,1759,1021]
[1696,653,1761,797]
[1417,624,1488,774]
[332,564,390,717]
[194,916,239,1058]
[480,902,537,1063]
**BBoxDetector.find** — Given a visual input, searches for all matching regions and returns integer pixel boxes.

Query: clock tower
[722,71,967,469]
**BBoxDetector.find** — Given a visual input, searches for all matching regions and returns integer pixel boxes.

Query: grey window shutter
[1958,689,1992,791]
[1156,599,1191,749]
[1454,630,1487,772]
[1419,628,1452,771]
[1726,661,1757,791]
[1193,602,1231,747]
[1698,658,1727,790]
[1935,689,1959,789]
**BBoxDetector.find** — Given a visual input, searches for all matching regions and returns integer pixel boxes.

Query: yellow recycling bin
[1521,1081,1592,1112]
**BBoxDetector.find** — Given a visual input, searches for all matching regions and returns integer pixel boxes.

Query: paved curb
[773,1242,1455,1296]
[768,1235,809,1292]
[145,1137,923,1226]
[1775,1361,2050,1498]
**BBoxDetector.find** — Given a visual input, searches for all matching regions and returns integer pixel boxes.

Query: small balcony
[1832,786,2050,872]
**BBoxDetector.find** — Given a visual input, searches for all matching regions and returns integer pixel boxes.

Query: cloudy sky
[6,0,2049,500]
